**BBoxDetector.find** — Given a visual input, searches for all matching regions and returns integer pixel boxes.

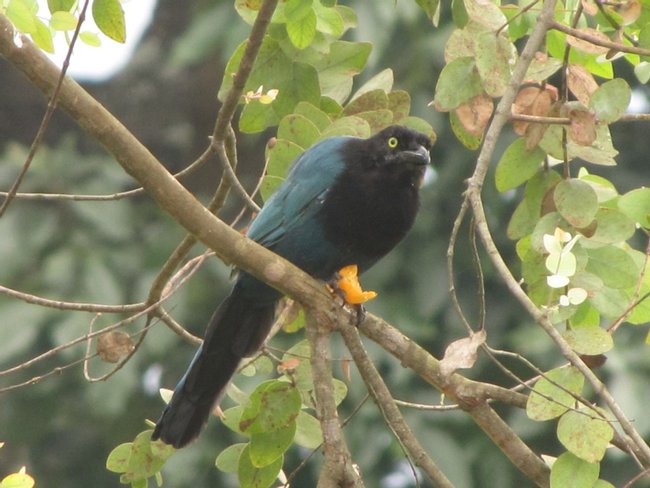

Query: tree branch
[358,315,548,485]
[339,324,454,488]
[306,308,364,488]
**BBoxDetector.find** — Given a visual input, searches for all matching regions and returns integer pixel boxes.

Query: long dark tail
[152,282,278,448]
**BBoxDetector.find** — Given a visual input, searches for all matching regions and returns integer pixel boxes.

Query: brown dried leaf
[524,122,550,150]
[454,94,494,137]
[513,85,557,144]
[610,0,641,24]
[97,331,135,363]
[541,185,558,216]
[568,107,597,146]
[439,329,487,377]
[566,28,611,55]
[567,64,599,106]
[278,357,301,373]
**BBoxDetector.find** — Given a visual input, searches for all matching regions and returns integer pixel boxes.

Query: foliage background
[0,0,649,487]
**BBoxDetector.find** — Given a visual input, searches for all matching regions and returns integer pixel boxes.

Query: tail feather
[152,283,278,448]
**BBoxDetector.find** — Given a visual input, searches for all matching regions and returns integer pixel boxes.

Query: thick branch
[339,324,454,488]
[306,309,364,488]
[359,315,548,486]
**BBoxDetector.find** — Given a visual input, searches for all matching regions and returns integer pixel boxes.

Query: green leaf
[240,100,281,134]
[313,2,344,37]
[433,57,483,111]
[294,411,323,449]
[125,431,172,480]
[309,41,372,103]
[249,421,296,467]
[343,89,389,116]
[350,69,393,103]
[261,139,303,200]
[415,0,441,25]
[238,445,282,488]
[221,406,247,435]
[507,199,534,240]
[353,109,394,132]
[319,115,371,139]
[7,0,38,34]
[475,31,515,97]
[634,61,650,83]
[463,0,507,30]
[0,472,35,488]
[215,443,247,473]
[239,380,302,434]
[293,102,332,131]
[282,340,314,391]
[50,10,77,31]
[79,31,102,47]
[562,326,613,355]
[284,0,313,21]
[444,21,478,62]
[31,18,54,53]
[569,301,601,327]
[550,452,599,488]
[539,124,618,166]
[277,114,320,149]
[618,187,650,228]
[286,9,316,49]
[495,138,546,192]
[589,78,631,123]
[525,53,563,81]
[387,90,411,123]
[47,0,75,12]
[585,208,636,246]
[451,0,468,28]
[450,110,483,150]
[593,480,615,488]
[586,246,640,289]
[553,179,598,228]
[590,286,629,319]
[527,366,584,421]
[402,116,436,142]
[106,442,132,473]
[92,0,126,43]
[557,408,613,462]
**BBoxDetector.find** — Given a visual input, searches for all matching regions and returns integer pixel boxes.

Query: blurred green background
[1,1,649,486]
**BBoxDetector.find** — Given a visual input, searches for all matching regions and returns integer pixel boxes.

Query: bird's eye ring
[387,136,399,148]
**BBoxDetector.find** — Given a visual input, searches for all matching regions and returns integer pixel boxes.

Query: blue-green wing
[247,137,349,252]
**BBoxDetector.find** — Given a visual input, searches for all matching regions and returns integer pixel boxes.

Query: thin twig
[551,20,650,56]
[0,284,145,313]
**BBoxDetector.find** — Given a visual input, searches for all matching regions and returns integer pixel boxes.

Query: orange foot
[333,264,377,305]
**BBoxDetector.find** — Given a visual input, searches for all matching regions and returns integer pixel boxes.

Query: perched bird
[152,125,432,448]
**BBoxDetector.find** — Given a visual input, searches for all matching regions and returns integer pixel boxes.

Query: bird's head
[351,125,433,187]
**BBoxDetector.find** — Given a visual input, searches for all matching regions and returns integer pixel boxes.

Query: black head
[345,125,432,185]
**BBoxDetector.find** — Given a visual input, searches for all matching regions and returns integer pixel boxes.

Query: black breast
[319,157,422,272]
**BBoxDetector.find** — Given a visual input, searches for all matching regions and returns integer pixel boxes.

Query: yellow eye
[387,136,399,148]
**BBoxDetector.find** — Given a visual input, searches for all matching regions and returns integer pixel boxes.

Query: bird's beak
[404,145,431,167]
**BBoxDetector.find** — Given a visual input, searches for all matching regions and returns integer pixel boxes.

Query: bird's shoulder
[246,136,351,246]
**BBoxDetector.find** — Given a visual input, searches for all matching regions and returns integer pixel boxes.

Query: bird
[151,125,433,448]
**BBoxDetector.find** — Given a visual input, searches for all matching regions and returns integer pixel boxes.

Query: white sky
[42,0,158,81]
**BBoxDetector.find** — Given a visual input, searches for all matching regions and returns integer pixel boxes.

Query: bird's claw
[327,265,375,326]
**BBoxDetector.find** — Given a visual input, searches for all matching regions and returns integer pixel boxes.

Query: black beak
[403,145,431,166]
